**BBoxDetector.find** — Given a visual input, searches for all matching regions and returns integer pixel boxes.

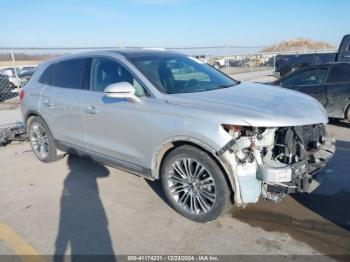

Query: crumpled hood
[165,82,328,127]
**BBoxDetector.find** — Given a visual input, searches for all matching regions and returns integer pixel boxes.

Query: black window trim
[87,55,153,98]
[81,58,92,90]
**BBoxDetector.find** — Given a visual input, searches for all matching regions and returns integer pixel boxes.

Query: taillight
[19,89,25,102]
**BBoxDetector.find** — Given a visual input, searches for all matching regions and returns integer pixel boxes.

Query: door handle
[43,99,53,107]
[342,55,350,58]
[85,105,99,114]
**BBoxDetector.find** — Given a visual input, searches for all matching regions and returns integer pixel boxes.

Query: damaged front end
[218,124,335,206]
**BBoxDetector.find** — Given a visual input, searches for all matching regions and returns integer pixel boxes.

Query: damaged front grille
[219,122,335,205]
[264,123,333,198]
[273,124,326,165]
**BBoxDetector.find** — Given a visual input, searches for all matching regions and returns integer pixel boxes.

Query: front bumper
[302,136,336,193]
[218,132,336,205]
[263,136,336,195]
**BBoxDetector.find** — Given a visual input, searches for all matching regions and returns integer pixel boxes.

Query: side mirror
[104,82,140,102]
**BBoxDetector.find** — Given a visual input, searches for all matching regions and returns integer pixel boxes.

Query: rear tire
[28,116,61,163]
[160,145,231,223]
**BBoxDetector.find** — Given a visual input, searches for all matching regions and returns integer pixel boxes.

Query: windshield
[128,55,238,94]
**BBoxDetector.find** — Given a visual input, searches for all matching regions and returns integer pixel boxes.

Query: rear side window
[50,58,91,89]
[327,65,350,84]
[39,64,55,84]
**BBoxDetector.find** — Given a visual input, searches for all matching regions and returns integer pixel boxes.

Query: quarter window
[280,69,328,88]
[39,64,55,84]
[91,58,146,97]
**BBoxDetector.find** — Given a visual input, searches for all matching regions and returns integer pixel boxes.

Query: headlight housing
[222,124,241,137]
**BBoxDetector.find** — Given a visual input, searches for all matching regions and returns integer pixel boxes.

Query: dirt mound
[261,38,336,52]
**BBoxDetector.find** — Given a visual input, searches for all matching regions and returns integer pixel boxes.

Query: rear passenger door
[40,58,91,148]
[82,57,151,169]
[325,64,350,118]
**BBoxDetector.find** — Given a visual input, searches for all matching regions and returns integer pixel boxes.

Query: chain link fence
[0,46,337,110]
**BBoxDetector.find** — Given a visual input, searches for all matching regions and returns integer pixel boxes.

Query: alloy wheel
[29,122,50,160]
[167,158,216,215]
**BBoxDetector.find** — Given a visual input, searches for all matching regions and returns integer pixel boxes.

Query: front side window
[91,58,146,97]
[128,55,238,94]
[50,58,90,89]
[280,68,328,88]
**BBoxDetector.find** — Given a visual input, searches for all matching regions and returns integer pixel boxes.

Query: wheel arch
[24,110,41,129]
[24,110,51,134]
[151,137,235,194]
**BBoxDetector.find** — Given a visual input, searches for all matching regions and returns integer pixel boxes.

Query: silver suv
[21,50,335,222]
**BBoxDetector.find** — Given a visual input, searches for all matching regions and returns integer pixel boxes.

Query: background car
[0,74,12,100]
[18,69,36,88]
[0,66,37,97]
[272,62,350,121]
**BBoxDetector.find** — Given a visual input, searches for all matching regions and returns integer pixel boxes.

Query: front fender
[150,136,238,202]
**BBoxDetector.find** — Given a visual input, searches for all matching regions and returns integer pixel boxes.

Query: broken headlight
[222,124,242,137]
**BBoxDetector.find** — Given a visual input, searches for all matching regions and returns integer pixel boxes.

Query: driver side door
[82,57,152,170]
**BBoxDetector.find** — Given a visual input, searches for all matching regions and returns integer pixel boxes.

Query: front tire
[28,116,61,163]
[160,145,231,222]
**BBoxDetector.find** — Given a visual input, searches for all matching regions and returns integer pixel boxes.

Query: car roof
[110,49,181,58]
[39,49,184,66]
[74,49,181,59]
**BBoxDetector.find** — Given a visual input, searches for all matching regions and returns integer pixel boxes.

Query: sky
[0,0,349,48]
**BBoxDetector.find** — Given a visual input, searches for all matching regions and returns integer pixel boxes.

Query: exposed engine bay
[219,124,335,205]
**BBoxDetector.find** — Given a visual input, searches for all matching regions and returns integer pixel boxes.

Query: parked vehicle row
[0,66,36,100]
[21,50,334,222]
[0,74,12,100]
[194,55,274,69]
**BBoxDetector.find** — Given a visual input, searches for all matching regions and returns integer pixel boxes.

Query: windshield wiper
[216,83,237,89]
